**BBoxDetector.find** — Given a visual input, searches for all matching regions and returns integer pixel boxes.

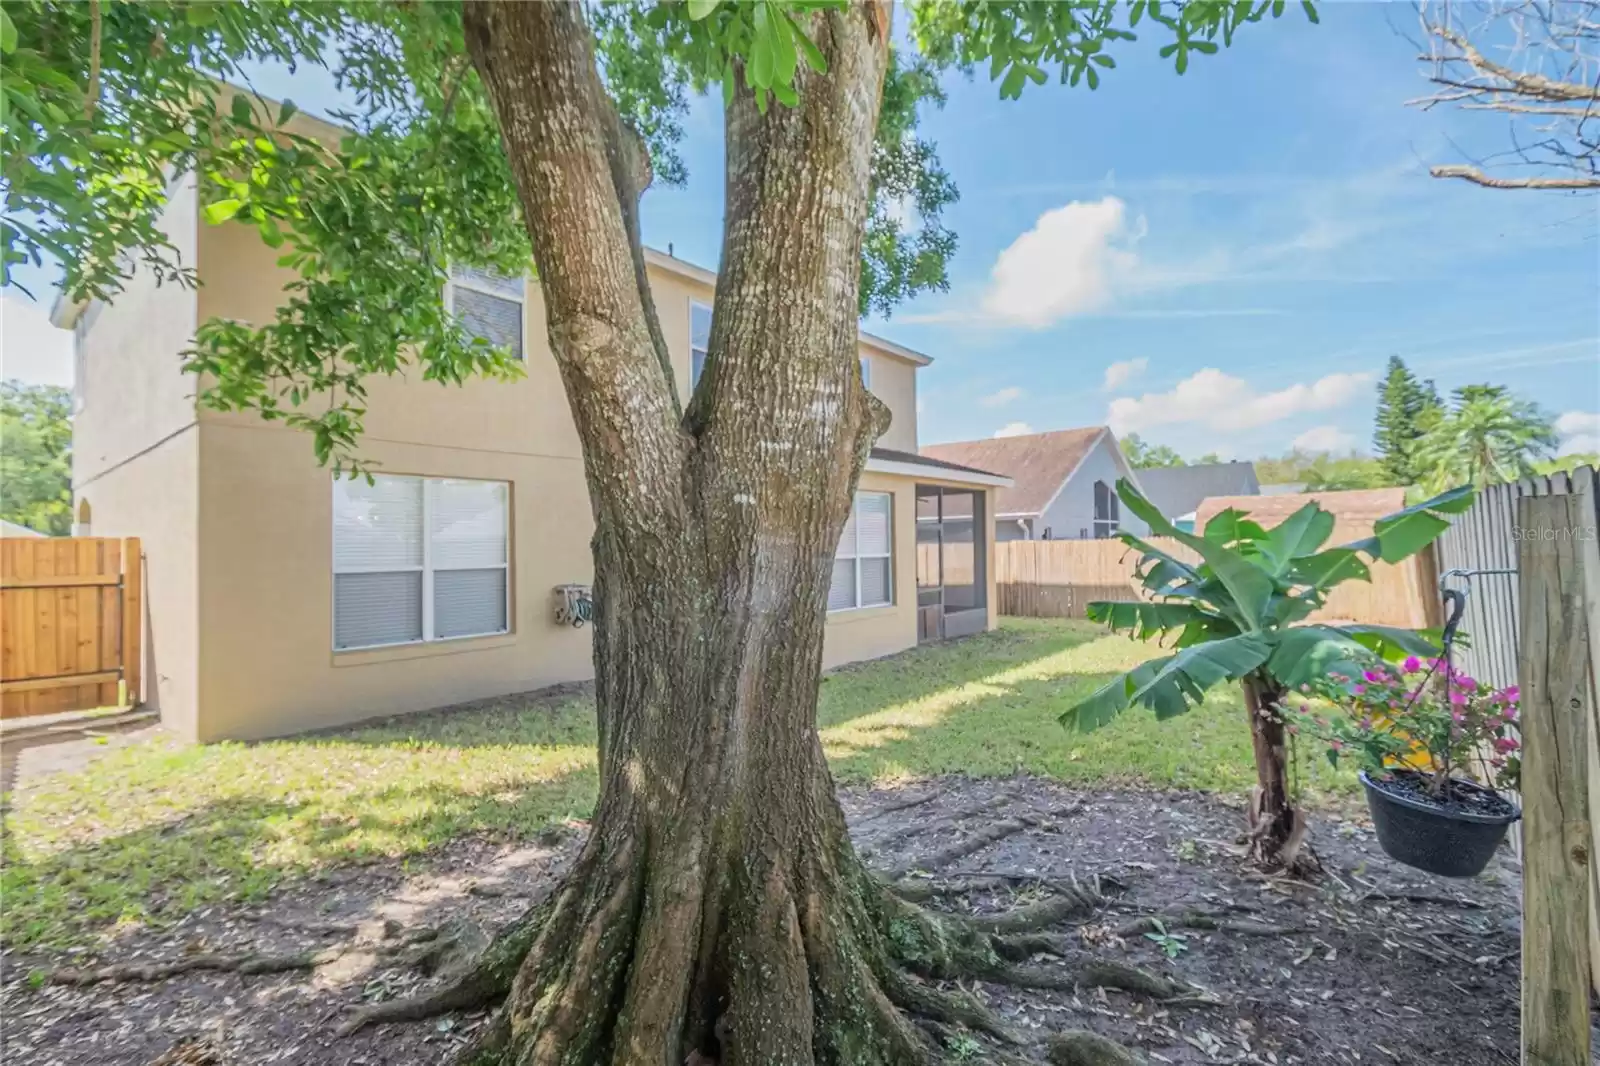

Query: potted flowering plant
[1287,656,1521,878]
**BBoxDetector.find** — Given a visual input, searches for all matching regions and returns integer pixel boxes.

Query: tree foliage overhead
[0,381,73,536]
[1120,432,1187,469]
[1411,0,1600,191]
[4,0,1313,471]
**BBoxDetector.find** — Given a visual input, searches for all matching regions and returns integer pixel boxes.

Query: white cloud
[1102,358,1148,392]
[1107,368,1374,436]
[980,386,1023,408]
[980,197,1141,328]
[1292,425,1359,454]
[994,422,1034,438]
[1556,410,1600,455]
[1,294,74,388]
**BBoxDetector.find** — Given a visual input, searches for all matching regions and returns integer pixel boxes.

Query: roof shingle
[920,427,1107,517]
[1195,487,1407,540]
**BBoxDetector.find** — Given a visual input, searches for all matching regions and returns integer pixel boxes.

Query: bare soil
[3,778,1537,1065]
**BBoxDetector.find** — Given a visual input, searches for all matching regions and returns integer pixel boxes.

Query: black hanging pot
[1359,770,1521,878]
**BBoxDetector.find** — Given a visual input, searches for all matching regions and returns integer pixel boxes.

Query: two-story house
[55,169,1009,742]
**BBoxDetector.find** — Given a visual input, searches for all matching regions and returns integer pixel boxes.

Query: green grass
[1,618,1350,952]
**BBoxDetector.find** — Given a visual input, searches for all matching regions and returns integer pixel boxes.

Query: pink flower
[1494,736,1520,753]
[1448,689,1468,706]
[1299,704,1310,714]
[1352,684,1366,695]
[1503,706,1517,722]
[1458,675,1476,689]
[1330,739,1344,751]
[1402,656,1421,672]
[1500,686,1520,703]
[1451,710,1465,723]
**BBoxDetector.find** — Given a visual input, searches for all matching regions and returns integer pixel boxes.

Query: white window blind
[690,301,713,389]
[333,475,511,650]
[829,491,893,612]
[860,355,873,392]
[448,266,525,359]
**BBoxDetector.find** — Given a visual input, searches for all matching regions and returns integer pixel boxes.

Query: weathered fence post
[1517,491,1596,1066]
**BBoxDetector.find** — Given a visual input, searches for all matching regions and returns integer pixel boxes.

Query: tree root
[966,882,1105,934]
[879,812,1034,880]
[335,903,547,1037]
[1114,912,1302,937]
[879,966,1024,1046]
[1046,1029,1148,1066]
[988,958,1217,1004]
[47,946,354,986]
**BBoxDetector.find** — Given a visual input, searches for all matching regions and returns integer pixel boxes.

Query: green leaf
[722,61,736,107]
[203,198,245,224]
[278,99,298,125]
[749,4,775,89]
[1000,65,1026,99]
[1301,0,1320,24]
[1287,547,1370,590]
[230,92,254,125]
[789,15,828,73]
[687,0,722,21]
[1130,0,1147,27]
[1087,600,1219,640]
[1257,502,1334,573]
[0,7,16,55]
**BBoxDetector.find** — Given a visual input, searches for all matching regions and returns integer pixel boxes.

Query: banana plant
[1063,479,1475,871]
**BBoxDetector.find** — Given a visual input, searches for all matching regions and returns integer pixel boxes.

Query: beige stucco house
[55,170,1009,742]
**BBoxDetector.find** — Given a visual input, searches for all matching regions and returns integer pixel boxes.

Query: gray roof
[1135,462,1260,518]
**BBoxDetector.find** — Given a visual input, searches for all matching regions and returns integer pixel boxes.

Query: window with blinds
[448,265,525,359]
[332,475,510,650]
[829,491,893,612]
[689,300,713,389]
[1092,480,1120,539]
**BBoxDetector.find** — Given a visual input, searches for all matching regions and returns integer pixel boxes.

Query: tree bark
[457,4,950,1063]
[1242,674,1311,872]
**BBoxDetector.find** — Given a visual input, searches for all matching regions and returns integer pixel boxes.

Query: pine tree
[1373,356,1433,485]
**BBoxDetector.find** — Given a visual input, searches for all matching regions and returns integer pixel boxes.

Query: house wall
[1037,435,1150,541]
[70,173,202,734]
[863,346,918,452]
[180,222,964,739]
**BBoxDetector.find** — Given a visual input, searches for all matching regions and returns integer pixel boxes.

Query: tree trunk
[1242,674,1311,872]
[453,4,962,1062]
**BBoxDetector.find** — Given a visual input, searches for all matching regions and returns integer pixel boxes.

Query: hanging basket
[1360,770,1520,878]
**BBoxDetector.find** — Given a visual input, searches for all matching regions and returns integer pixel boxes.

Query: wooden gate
[0,537,141,720]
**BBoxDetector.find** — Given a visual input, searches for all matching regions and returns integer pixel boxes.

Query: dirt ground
[2,777,1537,1065]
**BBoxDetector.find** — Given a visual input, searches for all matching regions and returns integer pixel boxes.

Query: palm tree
[1064,480,1475,872]
[1414,386,1558,492]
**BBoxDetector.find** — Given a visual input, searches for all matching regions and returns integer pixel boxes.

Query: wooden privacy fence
[995,536,1437,628]
[0,537,141,720]
[1509,469,1598,1062]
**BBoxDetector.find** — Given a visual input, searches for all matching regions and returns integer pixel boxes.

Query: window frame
[1092,479,1120,539]
[860,354,873,392]
[331,474,513,652]
[445,266,527,361]
[829,490,894,613]
[689,299,713,390]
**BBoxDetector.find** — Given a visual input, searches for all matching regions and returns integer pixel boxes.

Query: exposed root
[992,933,1071,961]
[966,883,1105,934]
[336,902,547,1037]
[1114,912,1302,937]
[1046,1029,1147,1066]
[879,966,1024,1046]
[47,946,353,986]
[879,815,1036,880]
[988,958,1217,1003]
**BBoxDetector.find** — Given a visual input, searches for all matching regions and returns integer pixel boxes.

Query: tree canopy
[0,381,73,535]
[1372,355,1440,486]
[5,0,1313,469]
[1413,383,1559,491]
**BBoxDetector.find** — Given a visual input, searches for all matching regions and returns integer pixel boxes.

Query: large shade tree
[1414,384,1559,492]
[4,2,1314,1061]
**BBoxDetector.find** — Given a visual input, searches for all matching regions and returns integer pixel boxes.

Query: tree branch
[1428,24,1600,103]
[1430,163,1600,188]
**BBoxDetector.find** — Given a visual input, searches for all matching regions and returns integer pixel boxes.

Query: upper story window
[690,300,713,389]
[860,355,873,392]
[332,474,511,650]
[447,265,525,359]
[829,491,893,612]
[1092,480,1120,539]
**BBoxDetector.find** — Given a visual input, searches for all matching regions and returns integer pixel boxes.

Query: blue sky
[4,2,1597,457]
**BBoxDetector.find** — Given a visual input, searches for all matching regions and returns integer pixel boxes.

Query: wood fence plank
[122,538,141,706]
[1518,492,1594,1066]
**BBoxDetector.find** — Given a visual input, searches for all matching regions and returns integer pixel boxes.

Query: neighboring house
[921,426,1149,542]
[1135,461,1260,532]
[53,161,1009,742]
[1196,487,1407,542]
[1,519,46,537]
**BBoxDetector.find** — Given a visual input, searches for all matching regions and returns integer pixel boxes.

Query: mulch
[2,777,1545,1065]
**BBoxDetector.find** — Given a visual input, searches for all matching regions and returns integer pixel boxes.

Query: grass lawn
[1,618,1351,952]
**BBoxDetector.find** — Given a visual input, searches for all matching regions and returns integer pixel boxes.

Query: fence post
[122,537,142,707]
[1517,492,1595,1066]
